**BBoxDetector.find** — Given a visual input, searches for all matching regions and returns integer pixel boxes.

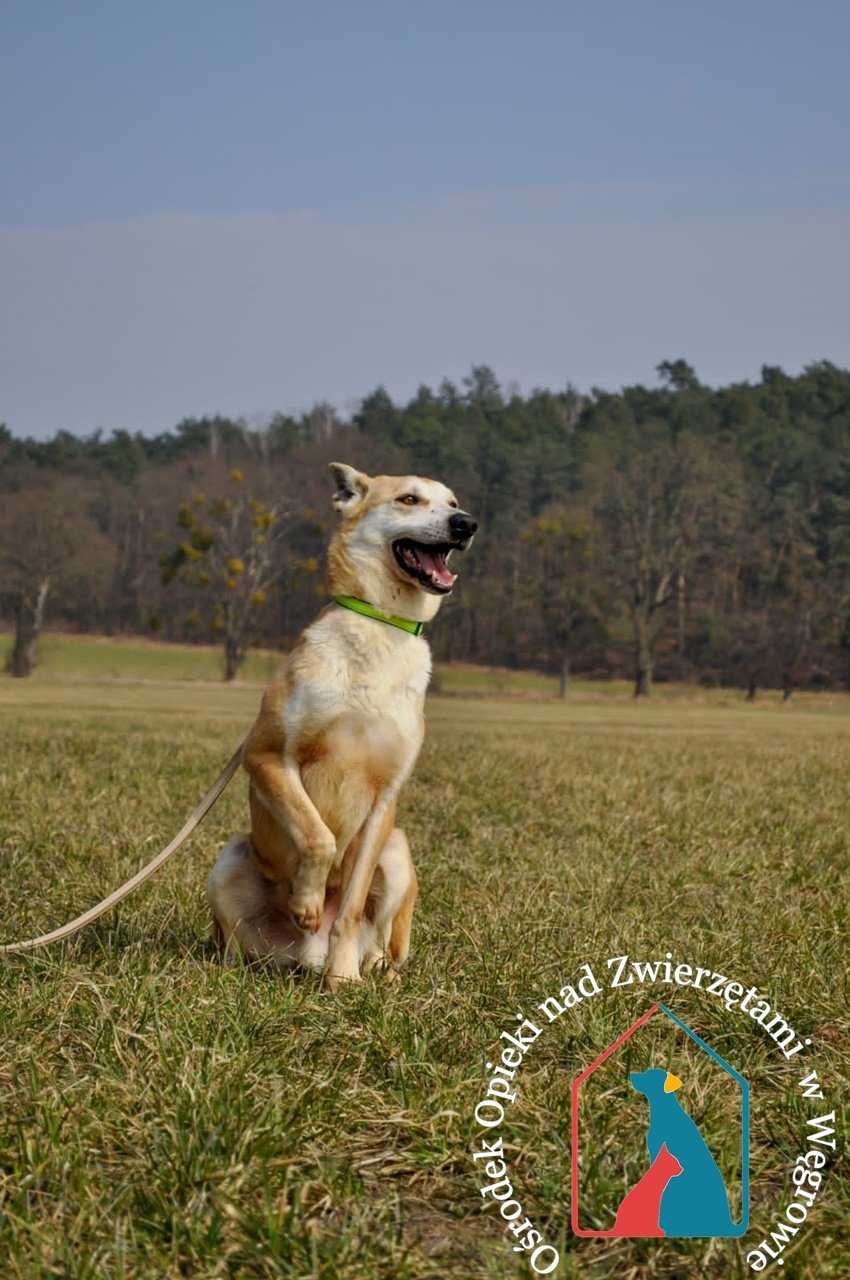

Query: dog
[207,462,477,988]
[629,1067,735,1236]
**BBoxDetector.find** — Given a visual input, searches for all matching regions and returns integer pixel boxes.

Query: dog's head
[327,463,477,616]
[629,1068,683,1099]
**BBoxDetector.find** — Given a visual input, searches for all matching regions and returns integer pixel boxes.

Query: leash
[0,740,245,957]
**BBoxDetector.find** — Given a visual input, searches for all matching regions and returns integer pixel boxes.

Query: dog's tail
[0,740,246,956]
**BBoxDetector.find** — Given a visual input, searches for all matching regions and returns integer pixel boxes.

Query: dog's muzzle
[392,511,478,594]
[448,511,478,543]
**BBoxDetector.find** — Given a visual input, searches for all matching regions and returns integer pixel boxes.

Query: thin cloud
[2,180,848,437]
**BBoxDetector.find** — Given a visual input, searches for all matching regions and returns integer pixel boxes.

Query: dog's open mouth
[392,539,459,593]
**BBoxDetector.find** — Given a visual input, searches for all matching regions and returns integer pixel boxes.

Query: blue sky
[2,1,849,436]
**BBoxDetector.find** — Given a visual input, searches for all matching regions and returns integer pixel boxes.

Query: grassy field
[0,631,568,696]
[0,632,285,686]
[0,641,847,1278]
[5,628,850,706]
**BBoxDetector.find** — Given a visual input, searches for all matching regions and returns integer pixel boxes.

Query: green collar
[333,594,425,636]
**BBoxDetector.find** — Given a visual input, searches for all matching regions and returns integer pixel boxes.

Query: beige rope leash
[0,740,245,956]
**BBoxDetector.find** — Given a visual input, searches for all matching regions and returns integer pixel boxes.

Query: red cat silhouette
[611,1143,683,1237]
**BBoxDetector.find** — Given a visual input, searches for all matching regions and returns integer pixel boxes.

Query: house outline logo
[570,1001,750,1239]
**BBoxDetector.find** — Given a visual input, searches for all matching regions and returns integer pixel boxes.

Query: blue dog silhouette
[629,1067,735,1237]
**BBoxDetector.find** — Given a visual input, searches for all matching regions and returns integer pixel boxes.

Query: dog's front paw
[361,949,402,983]
[323,968,362,992]
[361,948,387,976]
[289,888,324,934]
[323,935,362,990]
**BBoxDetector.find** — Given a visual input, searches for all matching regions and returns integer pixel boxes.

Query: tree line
[2,359,849,696]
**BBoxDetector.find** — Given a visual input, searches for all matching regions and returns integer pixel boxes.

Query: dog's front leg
[324,800,396,989]
[247,749,337,932]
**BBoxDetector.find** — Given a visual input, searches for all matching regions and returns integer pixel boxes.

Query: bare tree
[520,505,604,696]
[162,468,287,680]
[0,481,114,676]
[733,492,822,701]
[586,424,740,696]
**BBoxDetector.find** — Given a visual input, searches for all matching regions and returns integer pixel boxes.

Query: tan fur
[206,464,475,986]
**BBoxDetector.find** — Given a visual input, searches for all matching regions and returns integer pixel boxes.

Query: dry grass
[0,653,847,1278]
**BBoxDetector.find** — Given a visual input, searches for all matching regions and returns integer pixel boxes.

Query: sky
[2,1,849,438]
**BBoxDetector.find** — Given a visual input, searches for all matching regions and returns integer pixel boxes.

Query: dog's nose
[449,511,478,539]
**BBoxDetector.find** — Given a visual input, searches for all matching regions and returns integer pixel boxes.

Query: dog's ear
[329,462,370,513]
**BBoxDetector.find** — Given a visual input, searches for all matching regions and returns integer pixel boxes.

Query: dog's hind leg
[388,853,417,971]
[360,827,417,977]
[207,836,259,962]
[207,835,304,968]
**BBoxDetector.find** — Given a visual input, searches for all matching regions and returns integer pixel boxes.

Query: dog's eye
[448,500,458,509]
[398,494,419,505]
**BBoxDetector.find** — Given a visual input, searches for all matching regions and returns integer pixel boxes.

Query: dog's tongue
[416,547,456,587]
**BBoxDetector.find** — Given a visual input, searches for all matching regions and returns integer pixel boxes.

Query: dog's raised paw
[289,891,324,934]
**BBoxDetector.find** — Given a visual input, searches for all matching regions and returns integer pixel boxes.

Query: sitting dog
[629,1067,736,1237]
[207,463,477,987]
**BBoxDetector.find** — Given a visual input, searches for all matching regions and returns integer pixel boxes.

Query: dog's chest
[348,643,428,718]
[286,618,430,744]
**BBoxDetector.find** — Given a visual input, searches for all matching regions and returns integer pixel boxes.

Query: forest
[2,358,849,695]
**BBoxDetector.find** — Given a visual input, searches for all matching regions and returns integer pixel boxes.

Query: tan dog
[207,463,477,987]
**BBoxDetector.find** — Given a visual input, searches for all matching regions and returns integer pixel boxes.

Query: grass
[0,632,283,686]
[0,640,847,1278]
[3,630,846,707]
